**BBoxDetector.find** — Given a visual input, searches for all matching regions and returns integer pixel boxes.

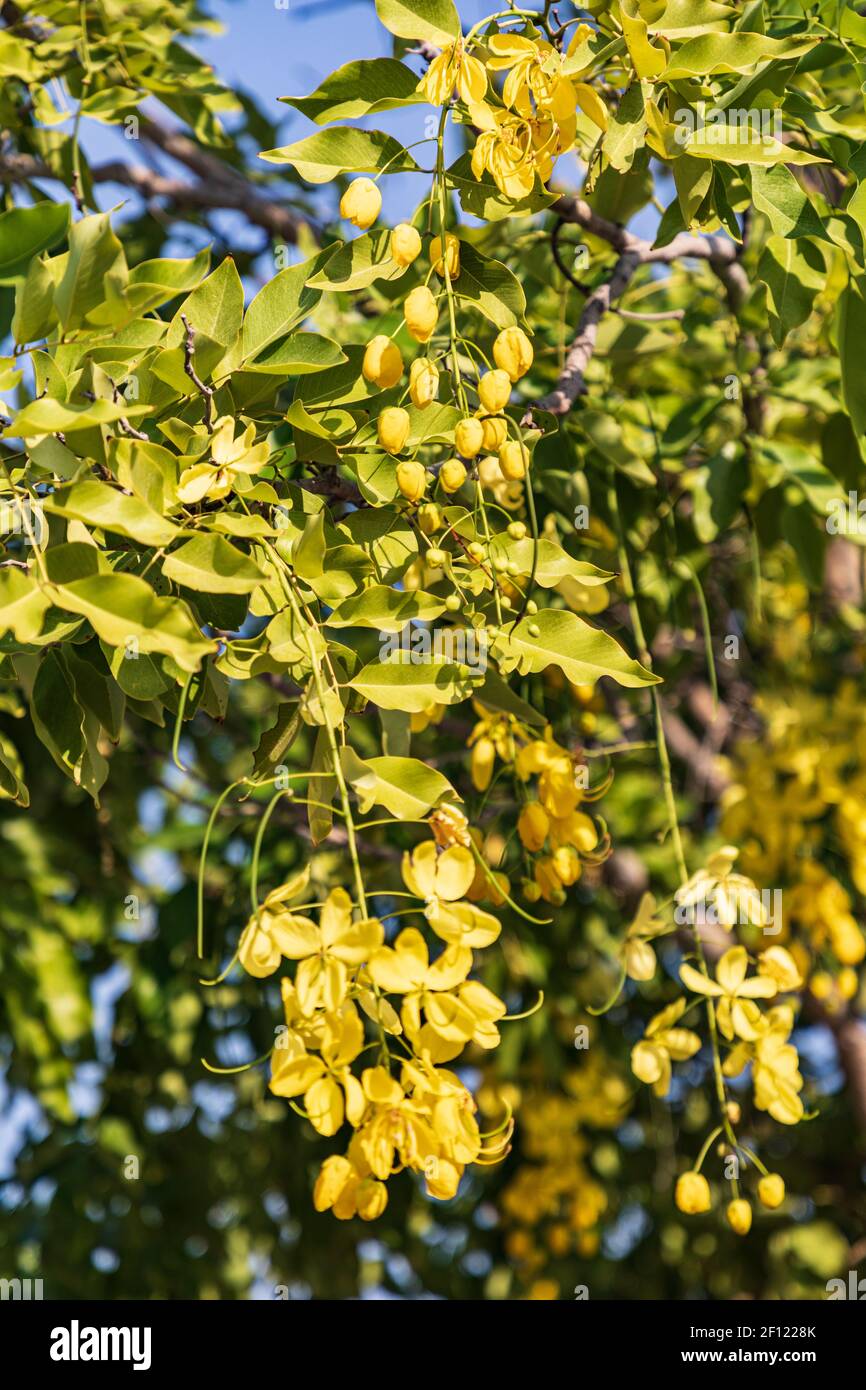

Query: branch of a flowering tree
[525,197,750,419]
[0,151,310,246]
[295,468,365,506]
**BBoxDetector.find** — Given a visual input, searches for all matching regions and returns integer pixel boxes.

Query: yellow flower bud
[757,1174,785,1210]
[418,502,441,535]
[405,285,438,343]
[481,415,507,451]
[455,416,484,459]
[478,369,512,414]
[726,1198,752,1236]
[313,1155,353,1212]
[535,856,565,905]
[363,335,403,389]
[390,222,422,267]
[493,326,533,382]
[340,177,382,230]
[675,1171,711,1215]
[396,459,427,504]
[522,878,542,903]
[553,844,581,887]
[378,406,411,454]
[430,232,460,279]
[356,1177,388,1221]
[518,801,549,853]
[471,736,496,792]
[508,521,527,540]
[499,439,529,480]
[409,356,439,408]
[439,458,467,493]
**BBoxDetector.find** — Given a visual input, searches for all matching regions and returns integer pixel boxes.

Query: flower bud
[396,459,427,504]
[481,415,508,451]
[439,458,467,493]
[757,1174,785,1210]
[418,502,441,535]
[363,335,403,389]
[675,1171,711,1215]
[508,521,527,540]
[426,547,446,567]
[493,326,533,382]
[478,369,512,414]
[522,878,542,903]
[313,1155,353,1212]
[430,232,460,279]
[553,845,581,887]
[726,1199,752,1235]
[405,285,438,343]
[409,356,439,408]
[499,440,529,480]
[471,736,496,792]
[356,1177,388,1221]
[518,801,549,853]
[390,222,422,267]
[455,416,484,459]
[378,406,411,454]
[340,177,381,230]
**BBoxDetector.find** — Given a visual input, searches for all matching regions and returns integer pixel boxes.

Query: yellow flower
[680,946,777,1041]
[419,40,487,106]
[454,416,484,459]
[621,892,667,982]
[390,222,421,266]
[405,285,438,343]
[439,458,467,493]
[480,414,508,451]
[267,887,383,1015]
[313,1143,388,1220]
[470,103,538,200]
[726,1199,752,1236]
[396,458,427,504]
[518,801,549,852]
[430,232,461,279]
[723,1004,805,1125]
[409,356,439,408]
[675,846,767,930]
[486,32,577,124]
[270,1002,365,1135]
[675,1171,711,1215]
[402,840,500,948]
[471,735,495,792]
[478,368,512,414]
[340,177,381,230]
[362,335,403,388]
[757,945,803,992]
[378,405,411,454]
[429,802,471,849]
[494,326,534,382]
[757,1173,785,1209]
[177,416,269,504]
[631,997,701,1095]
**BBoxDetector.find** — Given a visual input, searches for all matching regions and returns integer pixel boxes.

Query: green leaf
[54,213,127,330]
[0,569,52,642]
[374,0,460,47]
[492,610,659,688]
[0,203,69,281]
[260,129,419,183]
[488,536,613,590]
[349,658,483,711]
[4,396,149,438]
[327,586,446,631]
[682,130,828,166]
[0,733,28,806]
[126,249,211,315]
[163,535,265,594]
[306,230,408,293]
[44,480,180,547]
[341,747,458,819]
[603,82,648,174]
[281,58,424,123]
[756,440,847,521]
[243,331,346,375]
[250,702,302,781]
[241,245,335,360]
[455,243,527,330]
[51,573,216,673]
[447,153,556,222]
[168,257,244,350]
[756,236,825,344]
[663,32,818,80]
[750,165,827,240]
[837,277,866,440]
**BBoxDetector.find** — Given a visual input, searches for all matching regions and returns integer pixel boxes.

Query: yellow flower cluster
[237,827,512,1219]
[419,29,607,201]
[721,684,866,1000]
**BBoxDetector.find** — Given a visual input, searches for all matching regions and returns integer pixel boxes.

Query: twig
[180,315,214,429]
